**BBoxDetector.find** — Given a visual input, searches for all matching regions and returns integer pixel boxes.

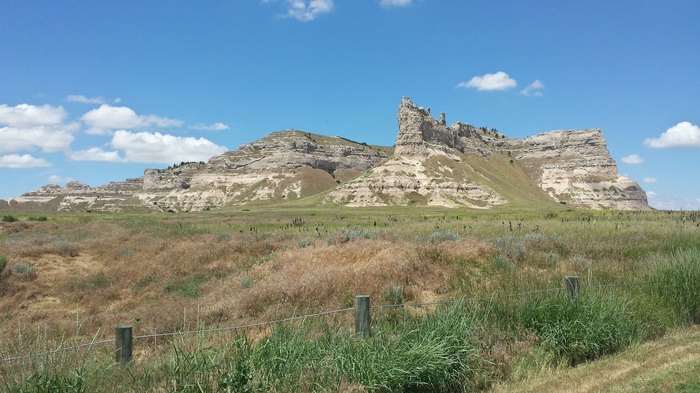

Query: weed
[2,214,18,222]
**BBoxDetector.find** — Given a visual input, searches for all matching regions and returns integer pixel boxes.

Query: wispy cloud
[0,154,51,168]
[520,80,544,96]
[644,121,700,148]
[457,71,517,91]
[379,0,411,7]
[643,177,657,183]
[81,104,183,135]
[189,122,230,131]
[66,95,122,105]
[621,154,644,164]
[286,0,333,22]
[67,95,105,105]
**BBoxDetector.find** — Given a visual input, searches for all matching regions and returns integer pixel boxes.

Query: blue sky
[1,0,698,209]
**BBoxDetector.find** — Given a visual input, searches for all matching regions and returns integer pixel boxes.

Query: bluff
[7,98,648,211]
[326,97,648,209]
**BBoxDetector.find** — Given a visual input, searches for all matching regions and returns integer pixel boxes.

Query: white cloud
[0,103,79,154]
[189,122,230,131]
[457,71,517,91]
[621,154,644,164]
[647,192,700,211]
[67,95,106,105]
[286,0,333,21]
[81,104,183,135]
[643,177,657,183]
[69,147,124,162]
[110,130,227,164]
[644,121,700,148]
[0,154,51,168]
[48,175,72,184]
[0,103,67,127]
[520,80,544,96]
[380,0,411,7]
[0,125,77,153]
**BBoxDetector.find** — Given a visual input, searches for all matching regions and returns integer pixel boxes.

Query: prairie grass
[0,208,699,390]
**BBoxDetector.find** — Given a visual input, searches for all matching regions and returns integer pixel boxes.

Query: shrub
[11,262,37,280]
[428,230,460,242]
[56,240,79,257]
[27,216,48,222]
[339,226,375,243]
[0,255,6,277]
[2,214,18,222]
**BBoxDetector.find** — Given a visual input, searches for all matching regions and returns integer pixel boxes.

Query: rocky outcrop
[504,129,648,209]
[394,97,490,157]
[8,97,648,212]
[327,97,648,210]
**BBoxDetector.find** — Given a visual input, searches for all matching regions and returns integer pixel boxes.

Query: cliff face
[506,130,648,209]
[328,97,648,210]
[9,97,648,212]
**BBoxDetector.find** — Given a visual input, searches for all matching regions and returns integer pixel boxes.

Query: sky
[0,0,698,209]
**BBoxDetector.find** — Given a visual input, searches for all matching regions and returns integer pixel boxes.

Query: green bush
[27,216,48,222]
[2,214,18,222]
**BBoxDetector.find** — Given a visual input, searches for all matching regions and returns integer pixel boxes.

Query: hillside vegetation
[0,207,699,391]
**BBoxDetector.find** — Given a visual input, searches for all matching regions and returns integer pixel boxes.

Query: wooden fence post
[115,325,133,364]
[564,276,580,298]
[355,295,371,336]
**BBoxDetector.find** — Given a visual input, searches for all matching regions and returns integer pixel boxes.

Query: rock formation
[327,97,648,209]
[7,97,648,212]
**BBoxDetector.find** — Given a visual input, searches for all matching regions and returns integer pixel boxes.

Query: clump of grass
[516,291,654,365]
[494,236,526,265]
[648,248,700,323]
[429,230,460,242]
[240,275,254,289]
[27,216,48,222]
[385,284,404,305]
[165,274,208,298]
[2,214,18,222]
[0,255,7,276]
[11,262,37,280]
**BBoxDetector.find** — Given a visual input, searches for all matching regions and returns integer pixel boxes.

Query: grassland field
[0,205,699,392]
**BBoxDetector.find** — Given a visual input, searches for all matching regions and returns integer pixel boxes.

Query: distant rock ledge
[8,97,648,212]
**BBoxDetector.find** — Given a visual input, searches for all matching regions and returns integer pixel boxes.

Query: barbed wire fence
[0,277,653,366]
